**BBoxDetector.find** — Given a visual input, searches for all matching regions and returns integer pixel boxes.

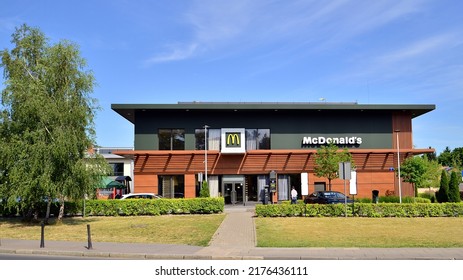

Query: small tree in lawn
[200,180,210,197]
[400,156,427,197]
[448,171,461,203]
[436,170,449,203]
[314,143,353,191]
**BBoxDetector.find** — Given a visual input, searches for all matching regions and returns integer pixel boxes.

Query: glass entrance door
[223,182,244,205]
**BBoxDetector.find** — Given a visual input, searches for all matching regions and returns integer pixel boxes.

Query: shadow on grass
[0,216,99,227]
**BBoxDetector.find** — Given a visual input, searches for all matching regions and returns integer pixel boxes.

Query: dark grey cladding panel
[133,109,394,149]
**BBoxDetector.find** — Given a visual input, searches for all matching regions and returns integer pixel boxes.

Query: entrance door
[222,175,245,205]
[224,182,244,204]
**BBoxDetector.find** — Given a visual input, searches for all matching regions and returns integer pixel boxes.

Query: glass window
[172,129,185,150]
[258,129,270,149]
[246,129,270,150]
[246,129,258,150]
[158,175,185,198]
[208,129,221,150]
[195,129,205,150]
[158,129,185,150]
[195,128,220,150]
[109,163,124,176]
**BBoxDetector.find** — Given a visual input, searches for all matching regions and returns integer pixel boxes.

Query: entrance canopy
[97,177,126,189]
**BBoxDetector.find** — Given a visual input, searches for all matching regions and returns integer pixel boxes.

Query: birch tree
[0,24,110,222]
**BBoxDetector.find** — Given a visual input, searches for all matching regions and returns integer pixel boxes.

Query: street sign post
[339,162,351,217]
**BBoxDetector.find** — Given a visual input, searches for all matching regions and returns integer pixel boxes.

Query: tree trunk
[44,199,52,225]
[57,199,65,223]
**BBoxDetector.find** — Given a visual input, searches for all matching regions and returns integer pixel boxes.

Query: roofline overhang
[111,102,436,124]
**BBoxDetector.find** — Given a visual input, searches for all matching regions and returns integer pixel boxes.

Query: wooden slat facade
[117,148,433,198]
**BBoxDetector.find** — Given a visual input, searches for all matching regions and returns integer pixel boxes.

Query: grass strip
[0,214,225,247]
[255,217,463,247]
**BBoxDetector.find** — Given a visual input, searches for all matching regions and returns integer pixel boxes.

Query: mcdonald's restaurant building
[112,102,435,204]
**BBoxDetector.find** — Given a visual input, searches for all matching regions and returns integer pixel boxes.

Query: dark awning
[115,176,132,182]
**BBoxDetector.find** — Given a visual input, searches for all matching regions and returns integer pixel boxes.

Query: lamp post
[396,129,402,203]
[204,125,209,183]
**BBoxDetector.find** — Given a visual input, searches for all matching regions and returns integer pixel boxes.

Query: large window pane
[258,129,271,149]
[195,129,205,150]
[159,175,185,198]
[158,129,172,150]
[109,163,124,176]
[172,129,185,150]
[246,129,258,150]
[158,129,185,150]
[208,129,221,150]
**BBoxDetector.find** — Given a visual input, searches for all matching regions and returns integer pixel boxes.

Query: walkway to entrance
[197,203,257,257]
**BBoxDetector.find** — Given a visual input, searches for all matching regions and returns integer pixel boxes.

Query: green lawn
[255,217,463,247]
[4,215,462,248]
[0,215,225,247]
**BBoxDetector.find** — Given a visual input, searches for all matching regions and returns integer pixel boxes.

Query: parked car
[120,193,161,200]
[304,191,353,204]
[174,193,184,198]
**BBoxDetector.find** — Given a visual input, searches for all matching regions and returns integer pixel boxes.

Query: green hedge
[378,196,431,203]
[255,203,463,217]
[1,198,224,217]
[0,201,81,217]
[84,198,224,216]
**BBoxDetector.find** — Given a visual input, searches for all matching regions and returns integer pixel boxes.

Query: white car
[119,193,161,200]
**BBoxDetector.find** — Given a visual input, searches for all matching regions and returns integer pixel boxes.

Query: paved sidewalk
[196,205,256,258]
[1,205,463,260]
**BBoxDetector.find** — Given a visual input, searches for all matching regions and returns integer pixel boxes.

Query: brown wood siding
[392,112,413,149]
[134,173,158,194]
[121,148,432,197]
[184,174,196,198]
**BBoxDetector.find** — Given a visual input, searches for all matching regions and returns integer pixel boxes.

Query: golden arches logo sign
[226,133,241,147]
[221,128,245,153]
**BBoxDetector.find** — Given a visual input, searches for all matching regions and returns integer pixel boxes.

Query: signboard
[269,170,277,193]
[221,128,246,153]
[301,172,309,195]
[338,162,351,180]
[349,170,357,195]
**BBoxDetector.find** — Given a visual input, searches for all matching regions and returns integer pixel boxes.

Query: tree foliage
[199,180,210,198]
[438,146,463,169]
[400,156,441,196]
[448,171,461,203]
[436,170,449,203]
[0,24,110,222]
[314,143,353,191]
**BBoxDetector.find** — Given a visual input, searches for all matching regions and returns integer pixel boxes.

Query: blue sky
[1,0,462,154]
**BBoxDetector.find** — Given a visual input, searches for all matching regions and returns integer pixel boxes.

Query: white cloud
[143,0,429,65]
[145,43,198,64]
[376,33,458,65]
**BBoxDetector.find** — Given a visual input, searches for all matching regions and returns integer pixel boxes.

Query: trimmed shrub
[436,170,449,203]
[84,197,224,216]
[199,181,210,198]
[449,171,461,203]
[255,202,463,218]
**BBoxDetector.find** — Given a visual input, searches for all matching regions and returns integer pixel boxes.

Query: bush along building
[111,102,435,205]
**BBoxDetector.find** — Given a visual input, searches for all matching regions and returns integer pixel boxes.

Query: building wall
[134,173,158,193]
[118,108,427,200]
[134,110,394,150]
